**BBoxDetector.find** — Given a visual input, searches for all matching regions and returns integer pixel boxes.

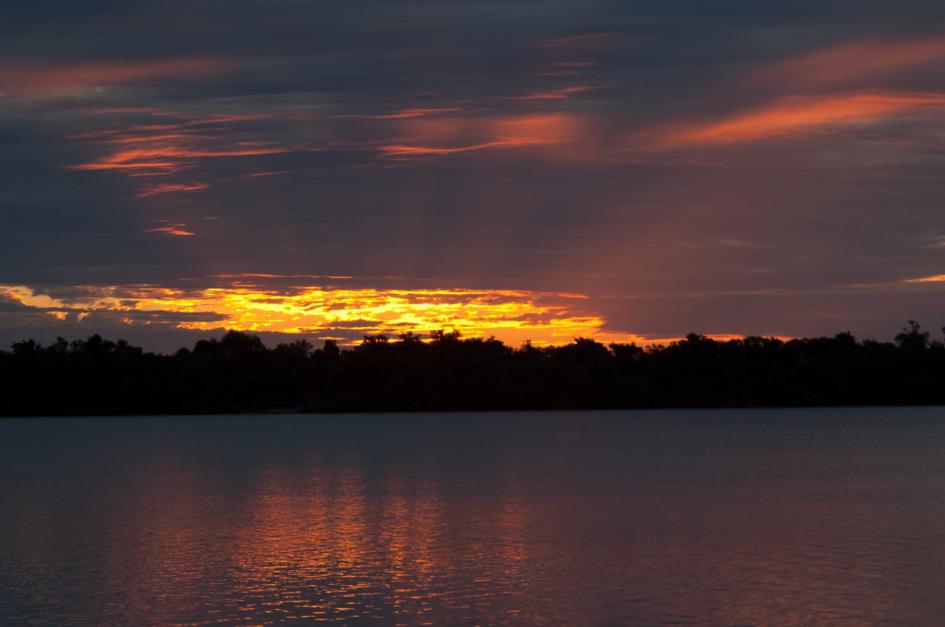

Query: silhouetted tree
[321,339,340,359]
[896,320,930,351]
[2,322,945,415]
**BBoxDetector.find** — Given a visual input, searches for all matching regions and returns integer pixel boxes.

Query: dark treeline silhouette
[2,322,945,415]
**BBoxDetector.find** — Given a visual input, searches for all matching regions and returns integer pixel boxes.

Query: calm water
[2,408,945,625]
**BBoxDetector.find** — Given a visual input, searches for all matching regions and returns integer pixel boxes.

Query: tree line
[2,322,945,415]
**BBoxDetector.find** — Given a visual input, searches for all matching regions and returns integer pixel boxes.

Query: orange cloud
[904,274,945,284]
[347,107,465,120]
[70,145,289,172]
[380,139,548,157]
[502,85,597,101]
[646,92,945,146]
[144,224,195,237]
[1,57,230,96]
[243,170,293,178]
[181,113,272,125]
[0,281,639,347]
[105,133,214,145]
[136,183,210,198]
[380,112,586,158]
[758,36,945,88]
[66,112,296,194]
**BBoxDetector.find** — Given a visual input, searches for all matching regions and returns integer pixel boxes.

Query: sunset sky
[3,1,945,350]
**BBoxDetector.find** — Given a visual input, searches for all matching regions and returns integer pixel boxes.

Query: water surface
[2,408,945,624]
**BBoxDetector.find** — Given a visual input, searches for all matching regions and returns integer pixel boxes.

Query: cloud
[628,33,945,151]
[0,57,231,97]
[0,279,642,347]
[379,112,587,158]
[379,140,546,157]
[643,92,945,146]
[144,224,195,237]
[64,112,298,195]
[501,85,598,101]
[136,183,209,198]
[757,36,945,88]
[343,107,465,120]
[69,145,291,172]
[905,274,945,284]
[6,4,945,349]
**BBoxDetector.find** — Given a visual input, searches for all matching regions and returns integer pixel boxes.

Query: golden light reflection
[0,281,639,346]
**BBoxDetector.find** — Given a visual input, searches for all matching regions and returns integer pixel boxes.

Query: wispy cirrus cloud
[144,223,195,237]
[379,141,540,157]
[379,112,587,158]
[641,92,945,147]
[0,57,231,97]
[136,183,210,198]
[69,144,292,173]
[342,107,466,120]
[66,111,299,195]
[756,36,945,89]
[501,84,598,101]
[630,34,945,150]
[904,273,945,284]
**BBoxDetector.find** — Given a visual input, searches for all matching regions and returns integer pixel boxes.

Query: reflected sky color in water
[3,408,945,624]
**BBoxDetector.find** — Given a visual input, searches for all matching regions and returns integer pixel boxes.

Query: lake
[2,408,945,625]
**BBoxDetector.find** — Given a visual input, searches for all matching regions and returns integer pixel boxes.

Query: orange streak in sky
[2,57,230,95]
[351,108,465,119]
[144,225,195,237]
[502,85,596,101]
[759,36,945,87]
[70,161,183,172]
[136,183,210,198]
[105,133,214,145]
[380,139,549,156]
[69,145,289,172]
[905,274,945,284]
[66,112,286,196]
[649,92,945,146]
[382,113,584,157]
[182,113,272,125]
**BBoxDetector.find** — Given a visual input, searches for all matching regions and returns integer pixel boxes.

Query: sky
[2,0,945,351]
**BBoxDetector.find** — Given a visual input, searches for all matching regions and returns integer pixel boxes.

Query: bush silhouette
[2,323,944,415]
